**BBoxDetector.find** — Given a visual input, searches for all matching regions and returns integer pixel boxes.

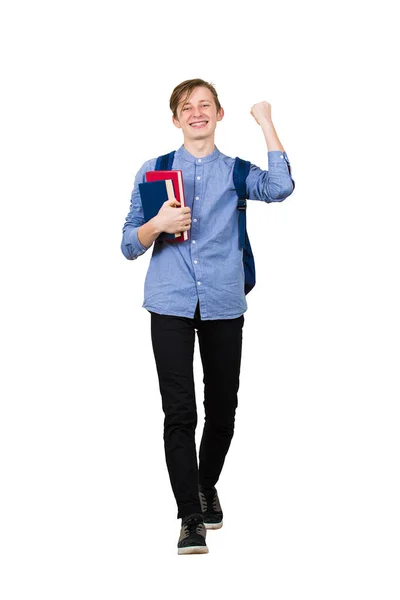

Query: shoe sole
[178,545,209,555]
[204,520,223,530]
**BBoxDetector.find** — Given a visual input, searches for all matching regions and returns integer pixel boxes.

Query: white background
[1,0,399,598]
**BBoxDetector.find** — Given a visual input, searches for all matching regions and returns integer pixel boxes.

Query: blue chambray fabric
[121,144,294,320]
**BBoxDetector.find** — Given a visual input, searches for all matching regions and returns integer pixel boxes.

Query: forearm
[260,120,285,152]
[137,217,162,249]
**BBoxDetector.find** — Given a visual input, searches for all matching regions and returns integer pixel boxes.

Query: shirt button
[192,240,196,244]
[193,218,197,222]
[197,281,201,285]
[198,158,202,162]
[195,196,199,200]
[197,176,201,180]
[194,260,198,264]
[280,155,284,158]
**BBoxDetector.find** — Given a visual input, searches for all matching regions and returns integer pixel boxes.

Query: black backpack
[155,151,256,295]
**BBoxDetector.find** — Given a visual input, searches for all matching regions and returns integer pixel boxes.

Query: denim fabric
[121,144,294,320]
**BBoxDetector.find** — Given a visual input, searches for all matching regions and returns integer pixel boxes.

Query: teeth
[191,121,207,127]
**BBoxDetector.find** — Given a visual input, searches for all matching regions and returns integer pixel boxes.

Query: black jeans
[150,300,245,519]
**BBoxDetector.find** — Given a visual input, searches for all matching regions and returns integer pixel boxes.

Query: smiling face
[172,86,224,141]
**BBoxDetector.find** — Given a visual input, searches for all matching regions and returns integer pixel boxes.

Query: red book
[145,169,189,242]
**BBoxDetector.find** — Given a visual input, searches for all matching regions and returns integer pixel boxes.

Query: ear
[172,115,182,129]
[216,107,224,122]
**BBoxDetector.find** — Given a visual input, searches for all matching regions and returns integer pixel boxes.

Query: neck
[182,137,216,158]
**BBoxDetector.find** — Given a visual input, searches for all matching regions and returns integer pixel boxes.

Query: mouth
[190,121,209,129]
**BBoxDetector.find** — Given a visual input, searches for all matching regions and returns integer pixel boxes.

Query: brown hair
[170,78,222,120]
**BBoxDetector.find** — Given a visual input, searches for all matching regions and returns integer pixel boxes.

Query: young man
[121,78,295,555]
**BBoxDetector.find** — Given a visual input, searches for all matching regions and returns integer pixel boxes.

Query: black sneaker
[198,484,223,529]
[177,512,209,555]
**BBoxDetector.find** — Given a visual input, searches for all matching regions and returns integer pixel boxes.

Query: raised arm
[246,100,295,202]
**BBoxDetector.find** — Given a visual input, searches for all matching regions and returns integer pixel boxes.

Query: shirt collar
[176,143,221,164]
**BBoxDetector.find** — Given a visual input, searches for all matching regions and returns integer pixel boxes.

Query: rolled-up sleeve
[121,159,154,260]
[246,150,295,203]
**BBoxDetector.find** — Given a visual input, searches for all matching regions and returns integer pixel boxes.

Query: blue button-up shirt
[121,143,295,320]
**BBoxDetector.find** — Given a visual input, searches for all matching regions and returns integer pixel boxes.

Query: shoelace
[183,515,204,535]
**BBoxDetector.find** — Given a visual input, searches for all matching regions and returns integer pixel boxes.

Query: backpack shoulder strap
[155,150,176,171]
[233,157,251,249]
[233,157,251,199]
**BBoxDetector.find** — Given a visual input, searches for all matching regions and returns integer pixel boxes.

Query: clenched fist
[250,101,272,126]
